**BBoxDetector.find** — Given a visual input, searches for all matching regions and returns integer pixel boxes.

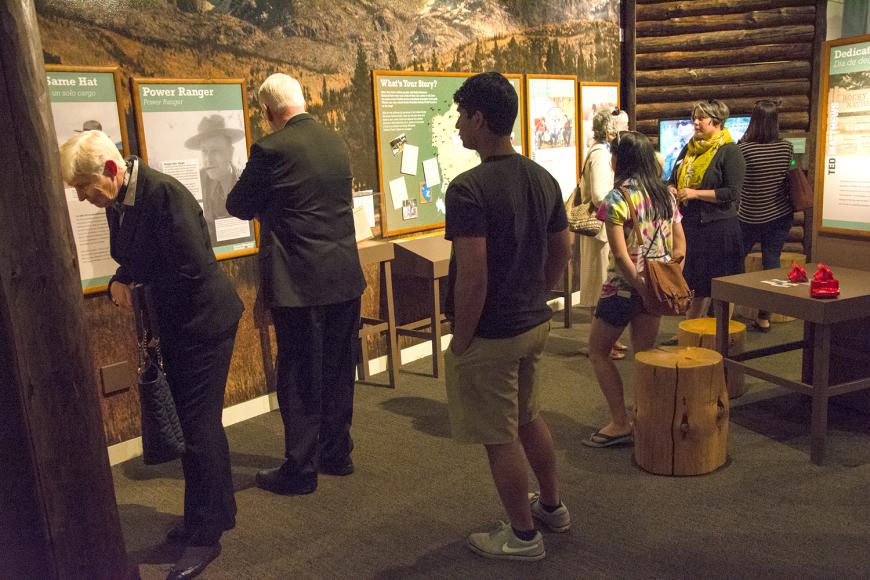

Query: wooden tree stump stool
[634,347,730,476]
[736,251,806,322]
[678,317,747,399]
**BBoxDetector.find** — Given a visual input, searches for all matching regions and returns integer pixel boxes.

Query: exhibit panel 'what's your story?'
[373,71,525,237]
[133,79,258,259]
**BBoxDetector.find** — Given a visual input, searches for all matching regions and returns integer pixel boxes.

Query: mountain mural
[37,0,620,190]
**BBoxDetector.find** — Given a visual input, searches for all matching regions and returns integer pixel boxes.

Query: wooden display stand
[634,347,729,476]
[393,236,452,378]
[547,262,574,328]
[678,318,747,399]
[357,240,400,388]
[735,251,806,322]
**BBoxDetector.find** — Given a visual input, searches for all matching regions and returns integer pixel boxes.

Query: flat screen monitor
[658,116,750,181]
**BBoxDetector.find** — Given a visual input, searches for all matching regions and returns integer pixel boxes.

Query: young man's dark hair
[452,72,518,136]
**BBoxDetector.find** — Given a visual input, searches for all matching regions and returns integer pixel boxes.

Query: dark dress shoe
[256,467,317,495]
[319,460,355,476]
[166,543,221,580]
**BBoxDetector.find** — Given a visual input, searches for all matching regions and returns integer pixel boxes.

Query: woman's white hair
[59,130,125,185]
[258,73,306,115]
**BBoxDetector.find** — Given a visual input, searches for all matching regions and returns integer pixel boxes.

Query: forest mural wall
[35,0,621,444]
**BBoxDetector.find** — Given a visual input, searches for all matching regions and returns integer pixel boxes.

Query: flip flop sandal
[610,350,626,361]
[581,430,634,448]
[613,342,629,351]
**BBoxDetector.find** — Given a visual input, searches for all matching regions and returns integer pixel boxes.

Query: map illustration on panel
[373,71,525,237]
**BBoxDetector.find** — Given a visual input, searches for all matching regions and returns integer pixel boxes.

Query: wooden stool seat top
[678,317,745,336]
[636,346,722,370]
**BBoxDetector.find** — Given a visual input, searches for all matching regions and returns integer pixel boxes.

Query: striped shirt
[738,140,794,224]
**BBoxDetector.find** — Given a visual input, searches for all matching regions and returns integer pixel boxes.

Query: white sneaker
[467,521,545,562]
[529,492,571,532]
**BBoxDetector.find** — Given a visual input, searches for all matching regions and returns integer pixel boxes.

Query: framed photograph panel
[816,33,870,238]
[46,65,129,294]
[372,71,526,238]
[579,81,620,163]
[133,78,258,259]
[526,74,579,201]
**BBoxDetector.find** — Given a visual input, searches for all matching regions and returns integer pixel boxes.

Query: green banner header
[47,72,117,102]
[138,83,243,112]
[830,41,870,75]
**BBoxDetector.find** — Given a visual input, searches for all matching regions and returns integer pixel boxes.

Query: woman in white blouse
[579,109,628,359]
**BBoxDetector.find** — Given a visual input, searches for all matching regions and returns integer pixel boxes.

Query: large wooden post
[0,1,129,578]
[622,0,637,128]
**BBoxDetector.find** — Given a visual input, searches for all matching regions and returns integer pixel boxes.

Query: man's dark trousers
[272,297,361,475]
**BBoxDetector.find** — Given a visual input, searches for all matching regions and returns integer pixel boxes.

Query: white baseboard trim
[106,288,584,466]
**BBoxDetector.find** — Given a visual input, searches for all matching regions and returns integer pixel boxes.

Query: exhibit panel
[46,65,128,294]
[372,71,526,237]
[132,78,258,258]
[526,74,579,201]
[579,81,619,162]
[816,33,870,237]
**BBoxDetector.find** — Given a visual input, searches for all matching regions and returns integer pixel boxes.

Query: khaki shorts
[444,321,550,445]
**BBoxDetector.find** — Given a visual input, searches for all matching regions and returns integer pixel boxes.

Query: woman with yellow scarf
[668,99,746,322]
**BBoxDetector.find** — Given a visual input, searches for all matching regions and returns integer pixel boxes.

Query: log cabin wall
[626,0,827,256]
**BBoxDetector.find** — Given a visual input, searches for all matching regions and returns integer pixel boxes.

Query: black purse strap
[132,283,163,371]
[618,186,668,260]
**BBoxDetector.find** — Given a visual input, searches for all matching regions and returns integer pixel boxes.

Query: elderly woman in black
[668,99,746,325]
[60,130,243,580]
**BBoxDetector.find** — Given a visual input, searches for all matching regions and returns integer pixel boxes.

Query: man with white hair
[227,73,366,496]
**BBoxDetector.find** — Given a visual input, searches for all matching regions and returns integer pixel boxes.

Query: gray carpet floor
[114,309,870,579]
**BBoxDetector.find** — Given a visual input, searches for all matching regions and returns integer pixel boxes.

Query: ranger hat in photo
[76,120,103,132]
[184,114,245,149]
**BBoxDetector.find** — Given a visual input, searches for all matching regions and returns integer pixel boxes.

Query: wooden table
[357,239,399,388]
[393,236,452,378]
[712,266,870,464]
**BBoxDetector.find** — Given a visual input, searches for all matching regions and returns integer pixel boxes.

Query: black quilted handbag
[132,284,186,465]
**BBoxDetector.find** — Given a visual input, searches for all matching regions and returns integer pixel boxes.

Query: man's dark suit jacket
[108,160,243,341]
[226,113,365,308]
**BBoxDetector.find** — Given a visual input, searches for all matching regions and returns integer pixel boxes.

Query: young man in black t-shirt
[443,72,573,561]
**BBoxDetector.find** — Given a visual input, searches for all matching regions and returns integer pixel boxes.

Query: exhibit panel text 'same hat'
[184,114,245,149]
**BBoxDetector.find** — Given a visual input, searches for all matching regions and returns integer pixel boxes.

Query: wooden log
[638,0,816,22]
[637,24,814,54]
[678,318,747,398]
[637,80,810,103]
[637,6,816,37]
[637,95,809,121]
[0,0,129,578]
[736,252,807,323]
[637,43,813,71]
[623,0,637,130]
[636,61,811,87]
[634,347,729,476]
[637,112,809,134]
